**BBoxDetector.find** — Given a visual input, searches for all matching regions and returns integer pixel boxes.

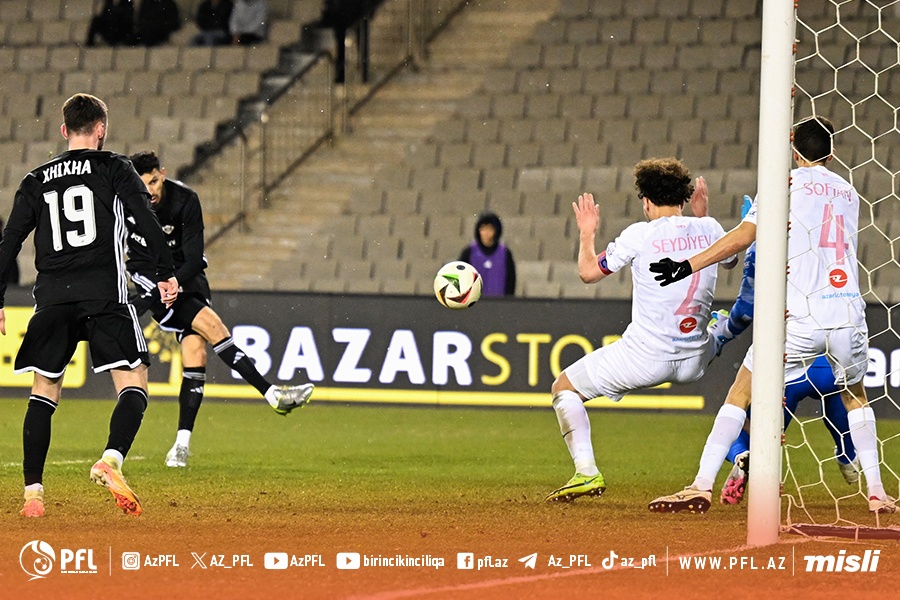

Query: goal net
[776,0,900,539]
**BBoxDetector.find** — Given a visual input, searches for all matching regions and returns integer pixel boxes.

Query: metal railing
[342,0,468,131]
[181,0,468,244]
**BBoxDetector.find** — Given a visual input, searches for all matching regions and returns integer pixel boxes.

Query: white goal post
[746,0,795,547]
[750,0,900,544]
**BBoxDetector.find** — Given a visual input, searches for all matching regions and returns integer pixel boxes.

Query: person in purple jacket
[458,212,516,297]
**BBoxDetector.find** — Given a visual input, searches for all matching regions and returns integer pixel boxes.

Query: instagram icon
[122,552,141,570]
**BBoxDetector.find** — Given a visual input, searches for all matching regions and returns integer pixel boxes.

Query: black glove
[649,258,693,286]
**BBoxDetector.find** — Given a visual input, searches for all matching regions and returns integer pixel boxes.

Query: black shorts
[15,301,150,377]
[150,292,209,342]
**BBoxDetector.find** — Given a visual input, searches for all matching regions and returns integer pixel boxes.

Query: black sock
[213,337,271,396]
[23,395,57,487]
[106,387,148,458]
[178,367,206,431]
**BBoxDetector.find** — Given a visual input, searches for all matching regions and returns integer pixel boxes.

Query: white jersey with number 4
[601,216,730,358]
[743,165,864,331]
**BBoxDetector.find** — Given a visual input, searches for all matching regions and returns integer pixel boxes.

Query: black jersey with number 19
[0,149,175,309]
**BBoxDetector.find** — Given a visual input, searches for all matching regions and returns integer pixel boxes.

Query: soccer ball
[433,261,482,309]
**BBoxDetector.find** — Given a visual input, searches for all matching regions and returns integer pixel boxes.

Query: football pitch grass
[1,398,898,599]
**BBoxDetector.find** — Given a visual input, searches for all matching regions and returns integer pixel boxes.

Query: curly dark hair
[129,150,161,176]
[633,158,694,207]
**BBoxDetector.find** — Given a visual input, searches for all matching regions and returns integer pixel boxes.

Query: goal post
[750,0,900,543]
[746,0,796,547]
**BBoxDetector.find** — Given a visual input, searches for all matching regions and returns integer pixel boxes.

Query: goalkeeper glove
[649,258,693,286]
[741,195,753,219]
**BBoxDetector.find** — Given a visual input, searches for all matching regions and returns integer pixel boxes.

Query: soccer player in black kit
[0,94,179,518]
[126,151,313,468]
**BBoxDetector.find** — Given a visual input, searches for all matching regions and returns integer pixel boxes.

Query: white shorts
[742,324,869,386]
[564,336,717,401]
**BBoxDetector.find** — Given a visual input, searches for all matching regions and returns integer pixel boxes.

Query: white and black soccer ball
[433,261,482,309]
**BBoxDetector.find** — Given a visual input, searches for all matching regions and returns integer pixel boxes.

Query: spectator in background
[191,0,234,46]
[458,212,516,297]
[133,0,181,46]
[230,0,268,45]
[318,0,381,83]
[85,0,134,47]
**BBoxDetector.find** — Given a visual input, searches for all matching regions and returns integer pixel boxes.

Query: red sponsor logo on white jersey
[829,269,848,288]
[679,317,698,334]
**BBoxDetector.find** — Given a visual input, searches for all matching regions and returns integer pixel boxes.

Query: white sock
[102,449,124,467]
[693,404,747,491]
[175,429,192,448]
[552,390,599,477]
[263,385,278,408]
[25,483,43,493]
[848,406,885,499]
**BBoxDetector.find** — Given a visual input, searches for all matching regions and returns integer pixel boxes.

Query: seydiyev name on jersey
[651,233,714,254]
[42,159,92,182]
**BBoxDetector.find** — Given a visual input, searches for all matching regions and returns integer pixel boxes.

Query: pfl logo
[20,540,55,581]
[829,269,848,288]
[19,540,97,581]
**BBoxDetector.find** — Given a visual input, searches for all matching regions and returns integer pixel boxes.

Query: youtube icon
[264,552,288,570]
[336,552,361,570]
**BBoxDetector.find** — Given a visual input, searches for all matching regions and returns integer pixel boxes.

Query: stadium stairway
[206,0,763,299]
[237,0,895,301]
[205,0,561,292]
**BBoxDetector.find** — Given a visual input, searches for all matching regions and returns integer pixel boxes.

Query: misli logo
[20,540,55,581]
[804,549,879,572]
[829,269,848,288]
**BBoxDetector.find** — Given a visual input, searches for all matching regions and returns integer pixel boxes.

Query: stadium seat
[523,281,562,298]
[548,166,584,192]
[561,280,599,299]
[517,260,551,284]
[521,191,559,216]
[400,237,439,262]
[16,47,48,72]
[147,47,180,72]
[8,22,41,46]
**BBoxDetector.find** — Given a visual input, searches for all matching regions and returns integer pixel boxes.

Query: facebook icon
[457,552,474,569]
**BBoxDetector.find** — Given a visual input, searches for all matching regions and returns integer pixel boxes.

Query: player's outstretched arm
[573,193,606,284]
[0,308,5,335]
[650,221,755,286]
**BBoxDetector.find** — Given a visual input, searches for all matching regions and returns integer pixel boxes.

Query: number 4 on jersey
[818,204,848,265]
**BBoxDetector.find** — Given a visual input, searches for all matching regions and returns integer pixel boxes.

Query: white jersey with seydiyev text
[743,165,864,331]
[600,216,730,358]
